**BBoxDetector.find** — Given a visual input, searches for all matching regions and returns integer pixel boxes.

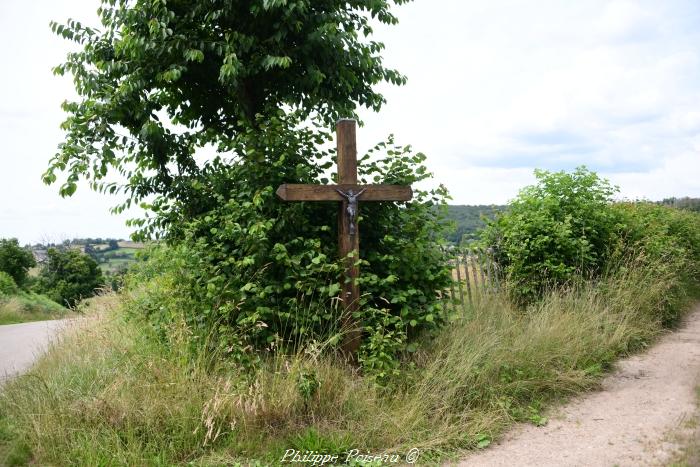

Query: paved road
[0,320,66,384]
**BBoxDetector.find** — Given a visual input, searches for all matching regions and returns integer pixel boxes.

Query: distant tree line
[84,240,120,260]
[659,197,700,213]
[25,238,137,294]
[33,238,124,249]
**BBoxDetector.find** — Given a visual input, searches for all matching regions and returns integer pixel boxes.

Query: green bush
[123,115,451,372]
[610,202,700,326]
[482,167,619,303]
[482,167,700,312]
[0,239,35,288]
[37,248,104,307]
[0,271,19,296]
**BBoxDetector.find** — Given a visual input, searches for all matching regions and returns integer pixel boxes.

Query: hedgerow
[482,167,619,303]
[482,167,700,315]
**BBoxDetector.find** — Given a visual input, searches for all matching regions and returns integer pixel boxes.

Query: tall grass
[1,252,694,466]
[668,386,700,467]
[0,292,68,325]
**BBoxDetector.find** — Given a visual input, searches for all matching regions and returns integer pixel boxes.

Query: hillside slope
[444,205,505,244]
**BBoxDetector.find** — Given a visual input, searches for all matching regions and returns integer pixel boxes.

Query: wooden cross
[276,119,413,355]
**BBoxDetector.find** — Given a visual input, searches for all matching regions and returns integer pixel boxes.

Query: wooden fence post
[455,255,467,312]
[449,259,457,311]
[461,250,473,306]
[484,249,495,292]
[488,247,501,292]
[476,248,487,292]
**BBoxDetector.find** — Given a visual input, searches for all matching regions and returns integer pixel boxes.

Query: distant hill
[29,239,146,275]
[444,205,505,244]
[91,246,141,274]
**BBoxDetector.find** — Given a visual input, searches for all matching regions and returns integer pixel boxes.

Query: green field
[93,247,143,274]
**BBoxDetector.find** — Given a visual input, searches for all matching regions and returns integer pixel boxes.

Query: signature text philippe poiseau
[281,448,421,465]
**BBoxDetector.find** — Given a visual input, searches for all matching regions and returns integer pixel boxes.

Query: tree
[84,243,97,259]
[47,0,451,367]
[0,271,19,296]
[45,0,409,237]
[38,248,104,307]
[0,238,36,288]
[443,205,505,244]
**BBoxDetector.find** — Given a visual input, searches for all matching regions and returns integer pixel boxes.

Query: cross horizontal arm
[276,184,413,202]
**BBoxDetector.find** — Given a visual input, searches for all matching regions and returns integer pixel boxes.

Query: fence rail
[442,247,500,312]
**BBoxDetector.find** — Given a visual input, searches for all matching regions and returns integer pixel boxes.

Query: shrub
[37,248,104,307]
[482,167,619,303]
[0,239,35,288]
[0,271,19,296]
[122,116,451,372]
[610,202,700,325]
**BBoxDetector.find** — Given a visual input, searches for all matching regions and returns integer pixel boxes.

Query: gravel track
[456,305,700,467]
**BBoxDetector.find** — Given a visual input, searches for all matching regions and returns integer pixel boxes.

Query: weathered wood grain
[337,119,357,185]
[337,120,362,355]
[275,184,413,202]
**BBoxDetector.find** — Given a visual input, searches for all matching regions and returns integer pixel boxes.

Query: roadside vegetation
[2,168,699,465]
[35,248,105,308]
[0,239,106,324]
[669,386,700,467]
[2,1,698,465]
[0,271,66,325]
[0,240,65,325]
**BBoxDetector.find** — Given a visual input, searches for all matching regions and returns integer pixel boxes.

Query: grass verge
[0,292,68,325]
[668,385,700,467]
[1,258,696,466]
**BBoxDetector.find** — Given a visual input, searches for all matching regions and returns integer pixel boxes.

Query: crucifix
[276,119,413,355]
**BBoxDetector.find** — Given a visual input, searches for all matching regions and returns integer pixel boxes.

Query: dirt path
[0,320,66,385]
[456,306,700,467]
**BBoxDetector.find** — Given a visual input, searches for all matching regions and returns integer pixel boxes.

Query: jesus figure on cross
[335,187,367,235]
[276,119,412,355]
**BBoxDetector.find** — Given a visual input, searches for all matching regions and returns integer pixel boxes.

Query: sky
[1,0,699,244]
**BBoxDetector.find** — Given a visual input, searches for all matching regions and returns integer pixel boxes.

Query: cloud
[2,0,700,243]
[595,0,660,44]
[360,0,700,190]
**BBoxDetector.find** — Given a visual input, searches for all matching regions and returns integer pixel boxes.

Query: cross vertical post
[336,119,362,354]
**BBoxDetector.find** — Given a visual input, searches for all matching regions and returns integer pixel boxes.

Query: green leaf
[327,283,340,297]
[60,182,77,197]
